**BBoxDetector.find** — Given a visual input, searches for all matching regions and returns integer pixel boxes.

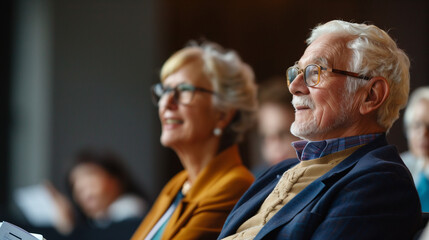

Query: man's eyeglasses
[151,83,215,107]
[286,64,371,87]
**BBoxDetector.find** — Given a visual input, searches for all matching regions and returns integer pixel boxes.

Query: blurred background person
[253,77,300,176]
[131,41,257,240]
[401,86,429,212]
[24,147,151,240]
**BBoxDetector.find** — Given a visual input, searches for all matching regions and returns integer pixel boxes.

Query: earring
[213,127,222,136]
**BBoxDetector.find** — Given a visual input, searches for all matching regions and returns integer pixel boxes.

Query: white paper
[0,221,43,240]
[30,233,44,240]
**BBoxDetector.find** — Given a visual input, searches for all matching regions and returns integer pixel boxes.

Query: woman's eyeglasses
[286,64,371,87]
[151,83,215,107]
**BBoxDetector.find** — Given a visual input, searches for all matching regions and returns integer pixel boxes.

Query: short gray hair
[307,20,410,131]
[404,86,429,129]
[160,41,258,143]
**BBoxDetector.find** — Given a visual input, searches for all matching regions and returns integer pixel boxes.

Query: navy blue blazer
[218,135,422,240]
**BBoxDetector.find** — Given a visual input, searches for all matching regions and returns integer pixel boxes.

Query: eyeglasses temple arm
[326,67,371,80]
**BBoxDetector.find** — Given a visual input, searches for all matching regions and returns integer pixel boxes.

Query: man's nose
[288,73,309,96]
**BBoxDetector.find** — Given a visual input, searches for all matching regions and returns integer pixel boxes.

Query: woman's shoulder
[225,163,255,183]
[198,164,254,201]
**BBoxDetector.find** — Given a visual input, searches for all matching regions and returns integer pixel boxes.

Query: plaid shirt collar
[292,133,383,161]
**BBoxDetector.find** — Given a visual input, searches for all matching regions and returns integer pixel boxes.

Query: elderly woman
[131,41,257,240]
[401,86,429,211]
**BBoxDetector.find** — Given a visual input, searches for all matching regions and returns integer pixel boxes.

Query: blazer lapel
[218,159,299,239]
[221,180,278,235]
[255,180,326,240]
[134,173,187,240]
[163,199,198,239]
[135,193,175,239]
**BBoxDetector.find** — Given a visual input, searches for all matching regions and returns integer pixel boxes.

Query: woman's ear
[359,77,390,115]
[216,108,237,129]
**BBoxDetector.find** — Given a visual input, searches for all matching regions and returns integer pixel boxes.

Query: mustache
[292,96,315,109]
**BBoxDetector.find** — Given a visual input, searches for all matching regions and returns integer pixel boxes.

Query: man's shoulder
[355,141,404,167]
[341,141,412,183]
[339,134,399,165]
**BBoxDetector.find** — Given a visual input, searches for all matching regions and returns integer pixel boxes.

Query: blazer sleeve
[310,170,421,240]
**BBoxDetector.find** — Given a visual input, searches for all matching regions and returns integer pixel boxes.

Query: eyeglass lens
[287,64,321,87]
[304,65,321,86]
[152,83,195,107]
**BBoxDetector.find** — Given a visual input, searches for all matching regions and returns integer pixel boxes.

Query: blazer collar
[319,133,388,186]
[185,144,243,200]
[163,144,243,199]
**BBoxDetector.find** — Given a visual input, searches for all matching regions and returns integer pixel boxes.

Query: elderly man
[401,86,429,212]
[218,20,421,240]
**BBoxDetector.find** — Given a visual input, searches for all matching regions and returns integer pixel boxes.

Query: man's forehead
[296,34,351,68]
[295,57,329,68]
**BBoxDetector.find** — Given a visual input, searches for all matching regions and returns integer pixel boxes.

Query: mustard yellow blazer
[131,145,254,240]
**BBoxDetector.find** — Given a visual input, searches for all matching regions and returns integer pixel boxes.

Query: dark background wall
[2,0,428,216]
[1,0,13,216]
[50,0,163,199]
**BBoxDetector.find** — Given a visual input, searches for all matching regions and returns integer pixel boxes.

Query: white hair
[160,41,258,142]
[307,20,410,131]
[404,86,429,129]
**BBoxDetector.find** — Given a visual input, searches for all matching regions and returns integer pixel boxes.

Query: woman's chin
[160,135,178,148]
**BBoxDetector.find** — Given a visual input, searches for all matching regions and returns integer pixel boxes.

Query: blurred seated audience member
[131,40,256,240]
[401,86,429,212]
[48,148,150,239]
[254,77,300,176]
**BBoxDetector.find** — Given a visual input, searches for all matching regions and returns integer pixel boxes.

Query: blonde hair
[308,20,410,131]
[160,41,258,142]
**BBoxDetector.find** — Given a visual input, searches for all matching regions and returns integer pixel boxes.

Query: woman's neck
[173,137,220,183]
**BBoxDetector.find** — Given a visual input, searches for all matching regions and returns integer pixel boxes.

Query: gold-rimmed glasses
[286,64,371,87]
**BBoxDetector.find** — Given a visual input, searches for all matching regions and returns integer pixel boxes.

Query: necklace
[182,180,192,195]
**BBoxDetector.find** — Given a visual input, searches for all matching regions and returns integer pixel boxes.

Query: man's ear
[359,77,390,115]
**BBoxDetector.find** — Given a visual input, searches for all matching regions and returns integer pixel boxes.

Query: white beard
[291,95,351,140]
